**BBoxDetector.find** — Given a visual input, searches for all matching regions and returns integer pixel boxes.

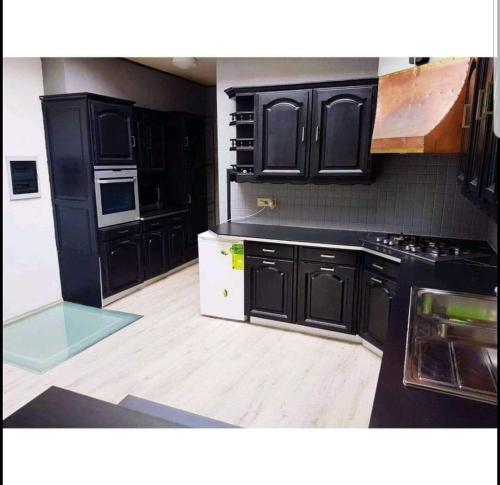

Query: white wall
[3,58,62,321]
[42,58,207,115]
[216,58,380,221]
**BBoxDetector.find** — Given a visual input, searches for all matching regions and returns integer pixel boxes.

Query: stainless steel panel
[404,288,497,404]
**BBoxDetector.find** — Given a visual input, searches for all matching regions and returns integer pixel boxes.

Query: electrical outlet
[257,197,277,209]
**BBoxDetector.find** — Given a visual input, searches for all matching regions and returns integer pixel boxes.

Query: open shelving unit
[229,94,255,174]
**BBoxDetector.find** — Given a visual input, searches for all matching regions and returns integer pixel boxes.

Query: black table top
[211,223,498,428]
[3,387,185,428]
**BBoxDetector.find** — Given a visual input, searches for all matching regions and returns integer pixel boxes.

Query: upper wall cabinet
[458,58,497,221]
[254,90,310,178]
[226,79,378,183]
[90,101,136,166]
[310,86,375,178]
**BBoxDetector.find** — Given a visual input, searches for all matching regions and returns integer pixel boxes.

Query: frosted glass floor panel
[3,302,141,373]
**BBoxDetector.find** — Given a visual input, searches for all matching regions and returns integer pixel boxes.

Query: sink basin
[404,288,497,404]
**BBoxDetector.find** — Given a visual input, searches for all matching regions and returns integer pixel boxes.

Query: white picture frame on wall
[5,156,41,200]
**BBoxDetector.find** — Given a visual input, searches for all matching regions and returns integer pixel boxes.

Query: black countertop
[210,223,498,428]
[140,207,189,221]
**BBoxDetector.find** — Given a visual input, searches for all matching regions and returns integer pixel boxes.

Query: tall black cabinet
[41,93,136,307]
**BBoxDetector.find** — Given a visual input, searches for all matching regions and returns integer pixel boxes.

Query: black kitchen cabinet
[245,256,295,323]
[148,110,168,173]
[90,100,135,166]
[297,261,356,333]
[132,108,147,171]
[183,115,208,260]
[460,58,498,221]
[133,108,168,173]
[101,234,144,297]
[143,230,168,280]
[41,93,137,308]
[359,270,397,349]
[310,86,375,178]
[227,79,378,182]
[167,221,186,269]
[457,59,479,187]
[254,90,310,178]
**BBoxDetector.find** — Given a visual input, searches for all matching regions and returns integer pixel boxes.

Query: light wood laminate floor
[3,264,381,427]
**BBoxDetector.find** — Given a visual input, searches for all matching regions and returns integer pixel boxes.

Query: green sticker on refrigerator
[230,243,244,270]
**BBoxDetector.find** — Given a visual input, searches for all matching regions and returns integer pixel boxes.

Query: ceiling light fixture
[172,57,198,70]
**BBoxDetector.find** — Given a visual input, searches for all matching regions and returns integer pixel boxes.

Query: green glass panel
[3,302,141,373]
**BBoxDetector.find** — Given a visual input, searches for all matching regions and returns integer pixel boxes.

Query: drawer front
[245,241,295,260]
[364,254,400,280]
[166,213,187,226]
[143,217,167,232]
[300,246,357,266]
[99,221,142,242]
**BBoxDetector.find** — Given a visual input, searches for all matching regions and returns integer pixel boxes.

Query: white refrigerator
[198,231,246,321]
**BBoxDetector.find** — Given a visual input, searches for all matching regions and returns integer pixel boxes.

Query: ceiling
[127,58,216,86]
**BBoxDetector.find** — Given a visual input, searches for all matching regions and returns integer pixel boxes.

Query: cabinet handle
[320,267,335,272]
[262,249,276,253]
[262,260,275,265]
[130,135,136,147]
[461,103,471,128]
[117,229,129,234]
[320,254,335,259]
[315,126,319,142]
[372,263,385,271]
[150,222,161,227]
[301,126,305,142]
[482,81,493,116]
[187,194,192,205]
[475,89,485,121]
[184,136,189,147]
[370,277,383,285]
[120,240,132,245]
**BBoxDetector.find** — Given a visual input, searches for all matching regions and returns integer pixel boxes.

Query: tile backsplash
[229,154,491,240]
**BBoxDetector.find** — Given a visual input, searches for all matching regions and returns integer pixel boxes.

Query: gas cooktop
[362,233,490,263]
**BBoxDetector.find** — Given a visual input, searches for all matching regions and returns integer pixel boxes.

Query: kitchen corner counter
[210,222,498,428]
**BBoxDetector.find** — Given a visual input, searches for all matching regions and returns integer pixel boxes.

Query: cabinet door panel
[91,101,134,166]
[143,230,167,279]
[149,112,167,172]
[255,90,309,177]
[245,256,295,322]
[102,235,143,297]
[310,86,375,177]
[167,223,186,269]
[297,262,356,333]
[457,60,478,187]
[478,60,497,220]
[360,270,397,349]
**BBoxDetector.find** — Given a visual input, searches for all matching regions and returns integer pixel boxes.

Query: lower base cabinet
[359,270,397,349]
[244,241,400,343]
[297,262,356,333]
[101,234,144,298]
[99,213,191,299]
[245,256,295,322]
[143,230,168,280]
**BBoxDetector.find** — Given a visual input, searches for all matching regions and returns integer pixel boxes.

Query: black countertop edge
[140,207,189,221]
[209,223,498,428]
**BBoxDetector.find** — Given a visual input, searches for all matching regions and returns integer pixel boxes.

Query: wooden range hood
[371,58,471,154]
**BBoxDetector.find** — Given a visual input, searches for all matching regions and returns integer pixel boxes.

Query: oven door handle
[97,178,137,184]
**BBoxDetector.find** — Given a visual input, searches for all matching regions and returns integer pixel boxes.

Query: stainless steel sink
[404,288,497,404]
